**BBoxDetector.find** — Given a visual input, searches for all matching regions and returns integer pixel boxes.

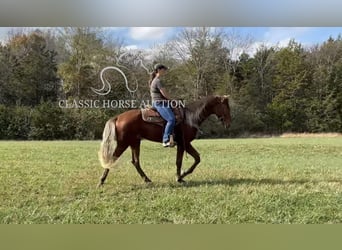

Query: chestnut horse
[97,95,231,186]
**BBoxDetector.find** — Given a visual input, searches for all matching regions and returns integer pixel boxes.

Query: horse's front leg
[176,145,185,182]
[179,143,200,181]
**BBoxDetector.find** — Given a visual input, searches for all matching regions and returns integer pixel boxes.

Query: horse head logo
[91,51,150,96]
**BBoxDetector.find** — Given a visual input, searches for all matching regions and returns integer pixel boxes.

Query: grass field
[0,138,341,224]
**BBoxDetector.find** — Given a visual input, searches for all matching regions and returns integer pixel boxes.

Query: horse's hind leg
[97,144,128,187]
[99,168,110,187]
[131,141,151,183]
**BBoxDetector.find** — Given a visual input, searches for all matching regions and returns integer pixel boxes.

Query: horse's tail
[98,118,117,169]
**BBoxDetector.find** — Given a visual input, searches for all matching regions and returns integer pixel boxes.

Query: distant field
[280,133,342,138]
[0,138,341,224]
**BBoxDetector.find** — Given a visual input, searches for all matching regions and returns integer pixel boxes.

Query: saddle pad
[141,108,164,123]
[141,107,184,125]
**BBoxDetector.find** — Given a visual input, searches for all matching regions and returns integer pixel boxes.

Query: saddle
[141,106,184,126]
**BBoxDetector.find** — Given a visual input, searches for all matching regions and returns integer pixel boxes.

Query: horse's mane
[184,96,217,128]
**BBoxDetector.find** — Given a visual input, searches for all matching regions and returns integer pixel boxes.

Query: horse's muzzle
[223,122,230,129]
[219,117,230,129]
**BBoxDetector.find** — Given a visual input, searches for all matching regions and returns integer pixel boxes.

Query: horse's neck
[196,106,212,125]
[185,99,215,129]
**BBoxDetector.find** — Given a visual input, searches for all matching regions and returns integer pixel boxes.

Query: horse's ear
[220,95,230,102]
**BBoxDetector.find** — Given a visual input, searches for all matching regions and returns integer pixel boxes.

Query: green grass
[0,138,341,224]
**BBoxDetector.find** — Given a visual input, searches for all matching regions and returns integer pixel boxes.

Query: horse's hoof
[97,183,104,188]
[144,178,152,183]
[177,178,186,183]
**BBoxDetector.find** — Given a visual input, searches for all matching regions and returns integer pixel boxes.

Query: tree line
[0,27,341,139]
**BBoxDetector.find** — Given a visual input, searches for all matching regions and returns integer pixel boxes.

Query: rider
[149,64,176,147]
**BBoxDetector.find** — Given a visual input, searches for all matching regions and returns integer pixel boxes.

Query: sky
[1,27,341,52]
[121,27,342,49]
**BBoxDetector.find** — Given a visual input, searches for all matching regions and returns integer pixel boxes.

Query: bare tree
[167,27,229,99]
[221,28,254,94]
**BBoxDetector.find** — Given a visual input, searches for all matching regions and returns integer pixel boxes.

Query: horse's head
[212,95,231,129]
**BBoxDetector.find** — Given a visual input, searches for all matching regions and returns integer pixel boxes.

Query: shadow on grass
[99,176,342,195]
[123,177,342,192]
[184,178,310,187]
